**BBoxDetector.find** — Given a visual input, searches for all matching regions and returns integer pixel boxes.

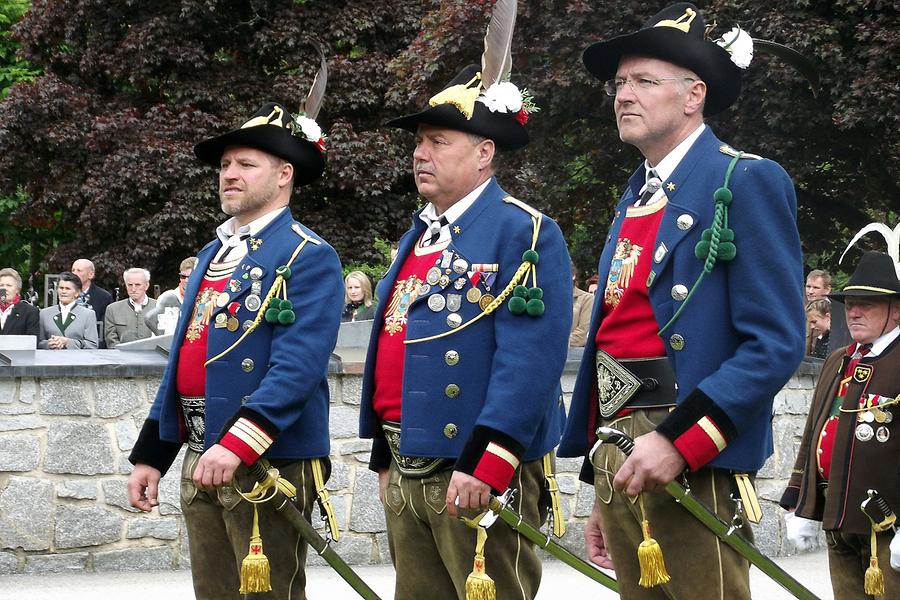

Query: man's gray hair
[123,268,151,284]
[466,133,499,169]
[0,267,22,291]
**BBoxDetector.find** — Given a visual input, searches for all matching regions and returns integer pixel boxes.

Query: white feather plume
[839,222,900,278]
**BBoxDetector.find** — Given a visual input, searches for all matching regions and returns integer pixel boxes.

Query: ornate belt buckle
[595,349,642,418]
[382,421,448,478]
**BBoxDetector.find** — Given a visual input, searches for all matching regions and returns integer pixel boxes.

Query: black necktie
[424,215,449,246]
[219,233,250,261]
[635,169,661,206]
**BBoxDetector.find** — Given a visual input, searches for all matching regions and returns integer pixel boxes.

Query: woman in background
[38,272,98,349]
[805,298,831,359]
[342,271,376,322]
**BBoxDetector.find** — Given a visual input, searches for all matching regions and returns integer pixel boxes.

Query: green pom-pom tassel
[513,285,529,298]
[527,287,543,300]
[695,240,710,260]
[719,228,735,242]
[713,187,733,205]
[277,310,296,325]
[508,296,527,315]
[275,265,292,280]
[268,297,281,309]
[522,249,539,264]
[526,298,545,317]
[718,242,737,261]
[265,308,280,323]
[700,229,712,242]
[279,300,294,311]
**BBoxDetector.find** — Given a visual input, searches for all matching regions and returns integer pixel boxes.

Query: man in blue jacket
[127,102,343,599]
[359,61,572,599]
[557,3,806,598]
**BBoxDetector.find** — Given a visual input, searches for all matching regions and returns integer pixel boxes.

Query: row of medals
[213,267,265,333]
[423,250,497,329]
[856,404,893,443]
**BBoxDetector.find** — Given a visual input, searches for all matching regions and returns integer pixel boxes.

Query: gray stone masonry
[0,355,824,574]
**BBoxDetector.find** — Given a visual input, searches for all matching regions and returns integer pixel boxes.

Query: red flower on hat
[514,109,529,125]
[315,138,326,153]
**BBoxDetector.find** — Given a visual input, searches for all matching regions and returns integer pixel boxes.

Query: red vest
[595,201,667,359]
[372,244,445,422]
[176,273,231,397]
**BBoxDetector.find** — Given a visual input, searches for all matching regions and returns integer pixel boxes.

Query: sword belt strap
[731,472,763,524]
[542,453,566,538]
[382,421,451,478]
[595,350,677,418]
[311,458,340,541]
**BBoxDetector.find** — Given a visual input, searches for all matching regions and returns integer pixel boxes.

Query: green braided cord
[657,154,742,336]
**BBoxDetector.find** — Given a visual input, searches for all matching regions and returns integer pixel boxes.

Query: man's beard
[220,181,277,217]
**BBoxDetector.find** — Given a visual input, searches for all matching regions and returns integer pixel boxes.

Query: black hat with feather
[194,42,329,186]
[582,3,819,116]
[387,0,537,150]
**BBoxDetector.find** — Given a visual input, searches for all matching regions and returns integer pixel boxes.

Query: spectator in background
[585,273,599,294]
[806,269,832,302]
[104,268,157,348]
[38,272,98,349]
[341,270,377,322]
[144,257,197,335]
[72,258,113,324]
[570,262,593,347]
[0,267,39,337]
[805,298,831,359]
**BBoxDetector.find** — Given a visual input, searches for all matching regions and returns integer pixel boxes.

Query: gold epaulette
[291,223,321,245]
[503,195,542,219]
[719,144,762,160]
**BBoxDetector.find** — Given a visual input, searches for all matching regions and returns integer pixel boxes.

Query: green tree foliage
[0,0,895,292]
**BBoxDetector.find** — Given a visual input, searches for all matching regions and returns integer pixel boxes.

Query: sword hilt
[591,427,636,466]
[249,461,269,483]
[862,489,898,532]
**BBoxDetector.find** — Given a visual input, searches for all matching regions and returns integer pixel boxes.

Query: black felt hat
[194,102,326,187]
[386,65,529,150]
[582,3,742,116]
[829,252,900,302]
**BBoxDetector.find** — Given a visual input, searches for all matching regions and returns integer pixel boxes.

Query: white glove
[784,511,818,552]
[890,528,900,572]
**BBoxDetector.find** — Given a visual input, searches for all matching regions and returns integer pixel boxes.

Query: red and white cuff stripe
[672,416,728,471]
[220,417,274,465]
[472,442,521,493]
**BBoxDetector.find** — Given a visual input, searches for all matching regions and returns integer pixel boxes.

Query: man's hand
[612,431,686,496]
[127,464,162,512]
[378,468,389,504]
[446,471,491,517]
[192,444,242,491]
[585,500,614,569]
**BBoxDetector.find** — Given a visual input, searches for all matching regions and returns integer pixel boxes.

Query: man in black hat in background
[127,100,343,599]
[358,4,572,594]
[782,251,900,599]
[558,3,806,598]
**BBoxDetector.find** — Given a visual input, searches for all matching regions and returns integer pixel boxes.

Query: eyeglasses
[178,274,189,279]
[603,76,696,97]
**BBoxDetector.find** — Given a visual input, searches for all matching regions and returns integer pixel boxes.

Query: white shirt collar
[129,296,149,311]
[862,326,900,357]
[419,178,491,231]
[640,124,706,201]
[216,206,286,245]
[59,300,76,320]
[214,207,286,262]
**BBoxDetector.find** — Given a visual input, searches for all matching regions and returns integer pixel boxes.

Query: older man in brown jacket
[781,251,900,599]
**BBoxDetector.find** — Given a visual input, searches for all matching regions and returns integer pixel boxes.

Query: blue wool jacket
[558,127,806,474]
[131,209,343,474]
[359,178,572,489]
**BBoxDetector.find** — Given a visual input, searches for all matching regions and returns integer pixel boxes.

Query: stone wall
[0,358,823,575]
